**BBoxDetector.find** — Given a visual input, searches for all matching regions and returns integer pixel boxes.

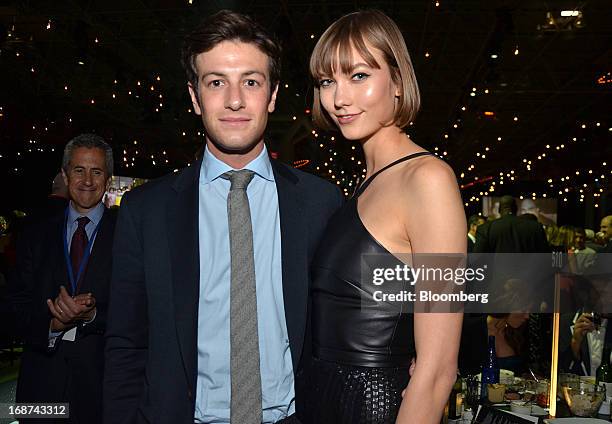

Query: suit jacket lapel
[80,208,113,294]
[272,161,308,371]
[165,159,308,385]
[168,161,201,392]
[51,213,69,296]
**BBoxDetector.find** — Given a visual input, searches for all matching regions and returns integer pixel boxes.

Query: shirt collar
[200,144,274,184]
[68,201,105,227]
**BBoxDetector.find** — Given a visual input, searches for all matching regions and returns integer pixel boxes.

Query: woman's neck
[360,125,421,179]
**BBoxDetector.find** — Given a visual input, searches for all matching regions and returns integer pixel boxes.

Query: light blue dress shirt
[195,146,295,423]
[66,201,105,250]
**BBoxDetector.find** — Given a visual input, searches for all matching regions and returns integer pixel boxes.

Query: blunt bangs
[310,20,381,81]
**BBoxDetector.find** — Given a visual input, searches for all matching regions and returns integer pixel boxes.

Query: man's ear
[268,83,279,113]
[187,83,202,116]
[61,169,69,187]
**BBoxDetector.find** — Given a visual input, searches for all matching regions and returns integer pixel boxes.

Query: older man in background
[12,134,116,424]
[600,215,612,252]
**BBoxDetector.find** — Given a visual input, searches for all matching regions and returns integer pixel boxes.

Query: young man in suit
[13,134,116,423]
[103,10,342,424]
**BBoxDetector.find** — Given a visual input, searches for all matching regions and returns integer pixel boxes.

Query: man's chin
[206,137,263,156]
[72,199,101,212]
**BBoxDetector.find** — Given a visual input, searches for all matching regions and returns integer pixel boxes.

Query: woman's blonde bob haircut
[310,10,420,131]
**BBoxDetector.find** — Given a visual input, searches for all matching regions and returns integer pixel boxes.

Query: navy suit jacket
[103,158,342,424]
[12,206,116,412]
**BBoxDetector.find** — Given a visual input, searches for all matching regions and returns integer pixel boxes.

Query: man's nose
[81,170,95,186]
[225,84,245,110]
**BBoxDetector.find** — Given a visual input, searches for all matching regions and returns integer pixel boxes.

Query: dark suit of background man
[12,134,116,423]
[103,10,342,424]
[474,195,550,253]
[464,195,551,376]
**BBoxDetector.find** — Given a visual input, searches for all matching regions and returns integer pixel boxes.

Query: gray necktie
[223,170,262,424]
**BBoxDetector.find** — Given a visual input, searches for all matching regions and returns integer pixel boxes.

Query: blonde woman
[302,10,465,424]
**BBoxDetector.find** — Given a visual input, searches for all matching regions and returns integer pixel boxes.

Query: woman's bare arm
[396,158,466,424]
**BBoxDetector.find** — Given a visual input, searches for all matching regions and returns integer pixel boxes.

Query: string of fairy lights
[1,2,610,216]
[458,119,610,209]
[311,132,367,197]
[2,14,188,174]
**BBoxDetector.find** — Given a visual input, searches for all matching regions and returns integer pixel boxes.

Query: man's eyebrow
[72,165,103,171]
[200,70,267,79]
[201,71,226,80]
[243,71,267,79]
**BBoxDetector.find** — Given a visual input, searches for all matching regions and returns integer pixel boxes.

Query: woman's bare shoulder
[399,154,459,195]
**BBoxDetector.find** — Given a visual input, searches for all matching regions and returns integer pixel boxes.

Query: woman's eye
[319,79,334,87]
[352,72,369,81]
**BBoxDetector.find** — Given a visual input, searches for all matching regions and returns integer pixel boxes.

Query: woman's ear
[392,70,402,98]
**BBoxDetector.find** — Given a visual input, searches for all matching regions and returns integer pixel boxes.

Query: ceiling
[1,0,610,212]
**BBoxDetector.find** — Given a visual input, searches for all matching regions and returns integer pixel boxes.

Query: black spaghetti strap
[353,151,434,198]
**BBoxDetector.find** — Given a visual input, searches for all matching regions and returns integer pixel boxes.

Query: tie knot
[222,169,255,191]
[76,216,90,229]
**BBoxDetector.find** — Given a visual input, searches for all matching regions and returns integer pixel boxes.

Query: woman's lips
[336,112,362,125]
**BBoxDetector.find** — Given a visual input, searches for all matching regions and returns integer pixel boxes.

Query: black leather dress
[304,152,433,424]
